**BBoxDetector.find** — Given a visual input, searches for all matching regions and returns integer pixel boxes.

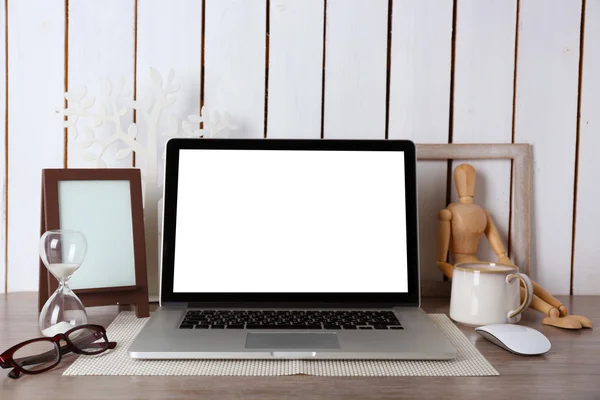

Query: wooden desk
[1,293,599,399]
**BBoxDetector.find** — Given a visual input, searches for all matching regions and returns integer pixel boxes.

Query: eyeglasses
[0,324,116,379]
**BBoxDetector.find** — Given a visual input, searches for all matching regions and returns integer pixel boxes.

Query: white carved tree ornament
[62,68,236,296]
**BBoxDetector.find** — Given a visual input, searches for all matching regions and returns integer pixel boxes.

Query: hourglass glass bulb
[39,230,88,336]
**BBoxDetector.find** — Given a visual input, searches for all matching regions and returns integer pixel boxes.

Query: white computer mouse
[475,324,551,355]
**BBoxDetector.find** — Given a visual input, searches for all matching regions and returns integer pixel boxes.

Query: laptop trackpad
[245,333,340,349]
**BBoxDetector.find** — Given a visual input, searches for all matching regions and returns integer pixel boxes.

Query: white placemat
[63,312,498,376]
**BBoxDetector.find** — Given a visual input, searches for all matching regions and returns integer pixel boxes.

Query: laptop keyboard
[179,310,403,330]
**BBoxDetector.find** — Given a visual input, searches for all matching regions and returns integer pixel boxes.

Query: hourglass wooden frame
[38,168,150,318]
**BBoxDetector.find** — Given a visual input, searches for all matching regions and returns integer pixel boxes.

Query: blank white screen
[173,149,408,293]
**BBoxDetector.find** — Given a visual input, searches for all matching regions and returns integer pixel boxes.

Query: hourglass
[39,229,88,337]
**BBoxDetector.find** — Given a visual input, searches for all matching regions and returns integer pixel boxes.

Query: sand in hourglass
[42,321,76,337]
[46,263,80,280]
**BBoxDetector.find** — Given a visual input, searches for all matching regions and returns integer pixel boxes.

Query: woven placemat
[63,312,498,376]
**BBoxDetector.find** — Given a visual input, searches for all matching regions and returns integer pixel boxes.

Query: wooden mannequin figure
[436,163,592,330]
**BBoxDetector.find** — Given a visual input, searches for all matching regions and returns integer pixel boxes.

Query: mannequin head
[454,163,476,204]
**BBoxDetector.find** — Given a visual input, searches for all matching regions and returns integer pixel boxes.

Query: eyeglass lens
[67,326,108,355]
[12,339,60,372]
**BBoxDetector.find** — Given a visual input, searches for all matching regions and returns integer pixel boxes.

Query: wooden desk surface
[1,293,599,399]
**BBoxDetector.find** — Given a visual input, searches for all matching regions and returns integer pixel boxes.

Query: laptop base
[129,306,456,360]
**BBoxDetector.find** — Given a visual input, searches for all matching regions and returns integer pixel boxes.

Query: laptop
[128,138,457,360]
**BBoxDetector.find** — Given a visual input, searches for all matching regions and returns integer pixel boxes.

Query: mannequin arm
[483,210,512,265]
[436,209,454,279]
[522,287,560,317]
[484,210,568,316]
[523,280,568,317]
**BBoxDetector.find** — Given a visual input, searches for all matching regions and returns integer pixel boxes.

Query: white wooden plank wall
[136,0,203,298]
[1,0,598,295]
[204,0,266,138]
[573,0,600,295]
[451,0,517,263]
[514,0,582,294]
[136,0,202,185]
[67,0,135,169]
[267,0,324,139]
[0,0,5,293]
[323,0,388,139]
[387,0,453,283]
[7,0,65,292]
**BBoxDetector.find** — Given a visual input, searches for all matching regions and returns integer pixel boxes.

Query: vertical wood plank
[204,0,266,138]
[7,0,65,291]
[514,0,581,294]
[0,0,6,293]
[136,0,202,298]
[323,0,388,139]
[67,0,135,168]
[388,0,453,140]
[388,0,454,283]
[573,0,600,294]
[451,0,517,263]
[267,0,323,139]
[136,0,201,183]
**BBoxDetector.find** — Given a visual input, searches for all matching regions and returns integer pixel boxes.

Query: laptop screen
[171,148,409,294]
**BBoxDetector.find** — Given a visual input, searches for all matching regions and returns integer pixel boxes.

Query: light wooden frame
[417,143,531,278]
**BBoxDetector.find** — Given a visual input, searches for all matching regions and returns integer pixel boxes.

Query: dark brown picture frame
[38,168,149,317]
